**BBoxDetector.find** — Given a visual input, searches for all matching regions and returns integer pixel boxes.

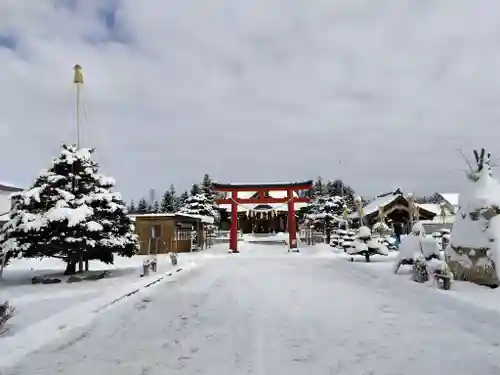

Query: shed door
[150,224,161,254]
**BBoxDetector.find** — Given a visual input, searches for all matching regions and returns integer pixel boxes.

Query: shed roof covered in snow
[0,181,23,192]
[129,213,214,224]
[0,181,24,223]
[439,193,459,207]
[416,203,441,215]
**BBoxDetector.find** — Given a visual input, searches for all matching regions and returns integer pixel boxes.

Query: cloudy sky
[1,0,499,201]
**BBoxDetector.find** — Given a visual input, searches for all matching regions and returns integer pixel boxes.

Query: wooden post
[230,191,238,252]
[288,189,297,249]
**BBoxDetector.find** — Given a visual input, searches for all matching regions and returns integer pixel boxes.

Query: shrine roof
[212,180,313,191]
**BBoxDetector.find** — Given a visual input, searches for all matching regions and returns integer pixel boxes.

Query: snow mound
[446,153,500,286]
[357,226,371,240]
[396,235,440,263]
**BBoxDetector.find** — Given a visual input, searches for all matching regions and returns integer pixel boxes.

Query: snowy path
[4,245,500,374]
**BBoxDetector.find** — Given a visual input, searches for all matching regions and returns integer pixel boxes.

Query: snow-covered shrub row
[0,301,14,335]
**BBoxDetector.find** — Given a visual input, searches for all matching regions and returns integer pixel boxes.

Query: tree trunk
[64,256,77,275]
[77,249,84,273]
[325,228,331,244]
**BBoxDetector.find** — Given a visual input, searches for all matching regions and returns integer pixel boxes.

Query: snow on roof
[439,193,459,206]
[129,213,214,224]
[349,193,400,219]
[416,203,441,215]
[0,181,23,192]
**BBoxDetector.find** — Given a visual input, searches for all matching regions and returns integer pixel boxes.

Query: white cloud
[1,0,500,200]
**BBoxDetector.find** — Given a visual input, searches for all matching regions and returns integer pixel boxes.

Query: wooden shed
[131,213,214,255]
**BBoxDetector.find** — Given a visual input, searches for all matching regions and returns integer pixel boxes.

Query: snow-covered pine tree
[0,144,138,275]
[326,179,356,212]
[178,193,219,221]
[137,198,148,213]
[179,191,189,205]
[151,200,160,213]
[307,193,343,243]
[313,177,326,196]
[199,173,220,223]
[201,174,215,198]
[190,184,201,196]
[129,200,136,214]
[160,185,178,213]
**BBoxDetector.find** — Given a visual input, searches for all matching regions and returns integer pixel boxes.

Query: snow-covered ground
[4,244,500,374]
[0,249,216,367]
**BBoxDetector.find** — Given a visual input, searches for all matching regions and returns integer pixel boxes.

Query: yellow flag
[414,204,420,220]
[73,64,84,84]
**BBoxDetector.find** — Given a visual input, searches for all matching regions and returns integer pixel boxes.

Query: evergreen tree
[307,193,343,243]
[190,184,201,196]
[180,191,189,205]
[161,185,178,213]
[326,179,356,211]
[0,144,138,275]
[201,174,214,198]
[313,177,326,196]
[152,200,160,213]
[178,193,219,221]
[137,198,148,213]
[129,200,136,214]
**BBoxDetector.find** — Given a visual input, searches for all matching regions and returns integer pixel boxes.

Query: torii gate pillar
[287,188,297,249]
[230,190,238,252]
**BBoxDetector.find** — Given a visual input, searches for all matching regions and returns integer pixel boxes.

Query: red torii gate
[213,181,313,252]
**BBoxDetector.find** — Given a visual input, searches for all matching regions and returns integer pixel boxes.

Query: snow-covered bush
[412,255,429,283]
[393,223,440,273]
[357,226,371,241]
[371,221,396,250]
[347,226,388,262]
[331,228,354,251]
[0,301,15,335]
[429,259,453,290]
[372,221,391,237]
[0,144,138,275]
[446,148,500,287]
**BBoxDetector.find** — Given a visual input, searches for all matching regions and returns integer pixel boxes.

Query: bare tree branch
[457,147,473,170]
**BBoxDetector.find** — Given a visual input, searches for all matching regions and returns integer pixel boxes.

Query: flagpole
[73,64,84,148]
[73,64,85,272]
